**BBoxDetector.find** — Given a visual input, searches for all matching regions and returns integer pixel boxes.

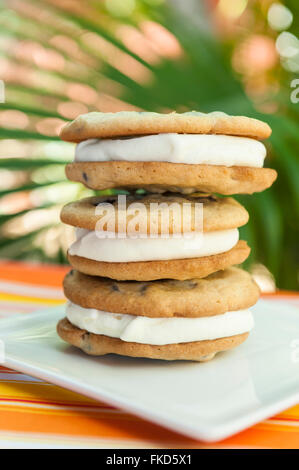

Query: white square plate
[1,298,299,442]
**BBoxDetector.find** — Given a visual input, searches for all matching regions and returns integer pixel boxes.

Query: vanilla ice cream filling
[68,228,239,262]
[66,301,254,345]
[75,134,266,167]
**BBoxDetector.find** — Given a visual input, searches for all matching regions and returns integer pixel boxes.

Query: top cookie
[60,111,271,142]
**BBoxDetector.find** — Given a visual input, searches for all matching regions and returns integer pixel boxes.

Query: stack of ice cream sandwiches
[57,111,277,361]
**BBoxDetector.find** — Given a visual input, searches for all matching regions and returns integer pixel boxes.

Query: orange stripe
[0,382,102,406]
[2,400,299,448]
[0,261,69,287]
[1,378,299,447]
[217,421,299,449]
[262,290,299,298]
[0,407,200,445]
[2,402,299,448]
[0,261,297,295]
[274,404,299,420]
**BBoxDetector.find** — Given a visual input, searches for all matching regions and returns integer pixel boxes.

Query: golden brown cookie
[67,240,250,281]
[61,194,249,234]
[65,161,277,195]
[60,111,271,141]
[57,318,249,361]
[63,266,260,318]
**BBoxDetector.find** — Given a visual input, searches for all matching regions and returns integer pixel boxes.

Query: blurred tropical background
[0,0,298,290]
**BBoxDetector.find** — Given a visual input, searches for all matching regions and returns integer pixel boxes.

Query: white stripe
[0,431,189,449]
[0,280,64,299]
[0,303,49,314]
[0,434,166,449]
[266,418,299,428]
[0,300,57,309]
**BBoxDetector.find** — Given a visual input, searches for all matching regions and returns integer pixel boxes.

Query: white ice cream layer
[68,228,239,262]
[75,134,266,167]
[66,302,254,345]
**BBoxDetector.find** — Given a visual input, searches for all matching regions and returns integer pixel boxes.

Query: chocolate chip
[82,172,88,182]
[139,284,148,294]
[111,284,120,292]
[194,196,217,204]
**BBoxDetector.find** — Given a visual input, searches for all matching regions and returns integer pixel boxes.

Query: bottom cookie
[57,318,249,362]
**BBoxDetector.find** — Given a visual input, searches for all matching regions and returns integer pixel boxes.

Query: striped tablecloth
[0,260,298,449]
